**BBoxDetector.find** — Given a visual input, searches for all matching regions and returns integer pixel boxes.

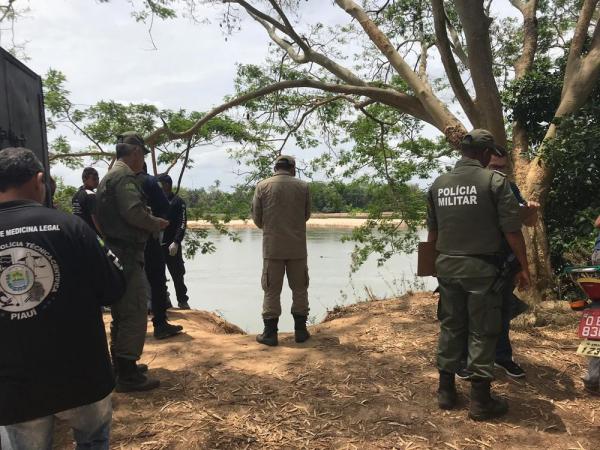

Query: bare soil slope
[57,294,599,449]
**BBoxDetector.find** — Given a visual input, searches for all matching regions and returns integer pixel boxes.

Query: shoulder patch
[124,181,139,193]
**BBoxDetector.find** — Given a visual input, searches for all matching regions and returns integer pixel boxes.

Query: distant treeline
[53,178,424,220]
[179,180,424,220]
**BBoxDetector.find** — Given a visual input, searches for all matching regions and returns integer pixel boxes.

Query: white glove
[168,242,179,256]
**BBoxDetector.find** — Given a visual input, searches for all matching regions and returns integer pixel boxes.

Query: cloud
[11,0,522,188]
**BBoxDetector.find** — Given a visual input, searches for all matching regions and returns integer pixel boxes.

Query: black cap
[117,131,150,154]
[461,129,506,156]
[157,173,173,186]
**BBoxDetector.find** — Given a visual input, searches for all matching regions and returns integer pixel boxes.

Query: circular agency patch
[0,245,57,314]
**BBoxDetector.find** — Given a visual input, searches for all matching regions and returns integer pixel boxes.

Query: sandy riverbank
[53,293,597,449]
[188,214,405,230]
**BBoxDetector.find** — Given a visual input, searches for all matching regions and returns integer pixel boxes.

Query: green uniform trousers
[109,246,149,361]
[262,258,309,319]
[437,276,502,380]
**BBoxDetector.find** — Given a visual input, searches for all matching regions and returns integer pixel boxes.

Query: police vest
[96,162,150,247]
[430,161,505,256]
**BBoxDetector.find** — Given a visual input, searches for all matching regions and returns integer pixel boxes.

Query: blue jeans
[0,395,111,450]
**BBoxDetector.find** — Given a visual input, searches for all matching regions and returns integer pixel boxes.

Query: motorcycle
[564,266,600,357]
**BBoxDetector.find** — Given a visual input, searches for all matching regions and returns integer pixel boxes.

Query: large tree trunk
[512,125,555,302]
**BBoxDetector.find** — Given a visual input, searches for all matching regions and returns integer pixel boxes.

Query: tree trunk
[512,124,555,302]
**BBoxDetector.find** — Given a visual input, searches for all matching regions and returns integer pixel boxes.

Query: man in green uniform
[252,155,312,346]
[427,129,530,421]
[96,132,169,392]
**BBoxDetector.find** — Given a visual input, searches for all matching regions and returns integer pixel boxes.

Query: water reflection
[168,228,435,333]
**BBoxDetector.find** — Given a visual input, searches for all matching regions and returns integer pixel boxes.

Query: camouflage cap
[461,129,506,156]
[117,131,150,154]
[274,154,296,166]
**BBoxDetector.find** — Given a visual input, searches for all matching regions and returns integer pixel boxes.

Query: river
[168,228,436,333]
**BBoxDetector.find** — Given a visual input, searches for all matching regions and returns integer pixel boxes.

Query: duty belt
[105,237,146,253]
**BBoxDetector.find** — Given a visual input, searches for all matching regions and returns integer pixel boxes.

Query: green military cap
[461,129,506,156]
[117,131,150,154]
[274,154,296,166]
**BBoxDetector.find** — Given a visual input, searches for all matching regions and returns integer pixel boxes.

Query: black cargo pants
[144,236,169,326]
[163,244,189,304]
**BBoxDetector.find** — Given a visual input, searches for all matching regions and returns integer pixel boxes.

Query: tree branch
[267,0,309,51]
[175,138,192,195]
[243,5,367,86]
[49,151,113,162]
[431,0,479,127]
[514,0,539,78]
[222,0,288,36]
[0,0,16,23]
[253,14,307,63]
[563,0,599,90]
[145,79,436,146]
[444,9,470,67]
[454,0,505,145]
[334,0,465,141]
[509,0,525,12]
[276,95,346,154]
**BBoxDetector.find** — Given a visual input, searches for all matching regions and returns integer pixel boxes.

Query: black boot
[256,318,278,346]
[112,349,148,374]
[293,314,311,343]
[153,321,184,340]
[468,379,508,421]
[437,370,457,410]
[115,357,160,393]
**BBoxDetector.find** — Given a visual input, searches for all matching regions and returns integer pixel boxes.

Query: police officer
[252,155,312,346]
[0,148,125,449]
[96,132,169,392]
[71,167,100,233]
[427,129,530,421]
[139,166,183,339]
[157,174,191,310]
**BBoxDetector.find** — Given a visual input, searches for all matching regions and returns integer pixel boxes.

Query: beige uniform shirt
[252,171,311,259]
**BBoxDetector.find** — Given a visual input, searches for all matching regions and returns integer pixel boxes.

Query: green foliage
[502,37,600,273]
[98,0,177,22]
[544,87,600,270]
[182,183,253,221]
[42,69,256,175]
[343,181,427,271]
[503,62,562,150]
[52,178,77,213]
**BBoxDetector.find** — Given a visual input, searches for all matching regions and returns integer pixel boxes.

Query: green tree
[105,0,599,300]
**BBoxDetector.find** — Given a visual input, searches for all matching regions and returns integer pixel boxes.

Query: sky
[5,0,520,189]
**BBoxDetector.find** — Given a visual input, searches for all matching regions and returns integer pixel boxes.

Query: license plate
[578,309,600,339]
[577,340,600,357]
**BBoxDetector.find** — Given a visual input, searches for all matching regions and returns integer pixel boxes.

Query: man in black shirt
[139,169,184,339]
[158,174,190,309]
[72,167,100,233]
[0,148,125,450]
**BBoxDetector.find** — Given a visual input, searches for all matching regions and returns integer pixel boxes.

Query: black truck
[0,46,51,205]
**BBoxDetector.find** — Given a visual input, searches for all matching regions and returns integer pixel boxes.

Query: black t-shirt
[72,186,98,232]
[163,194,187,245]
[0,200,125,425]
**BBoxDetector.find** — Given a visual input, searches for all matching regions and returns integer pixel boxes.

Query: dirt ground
[56,293,600,449]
